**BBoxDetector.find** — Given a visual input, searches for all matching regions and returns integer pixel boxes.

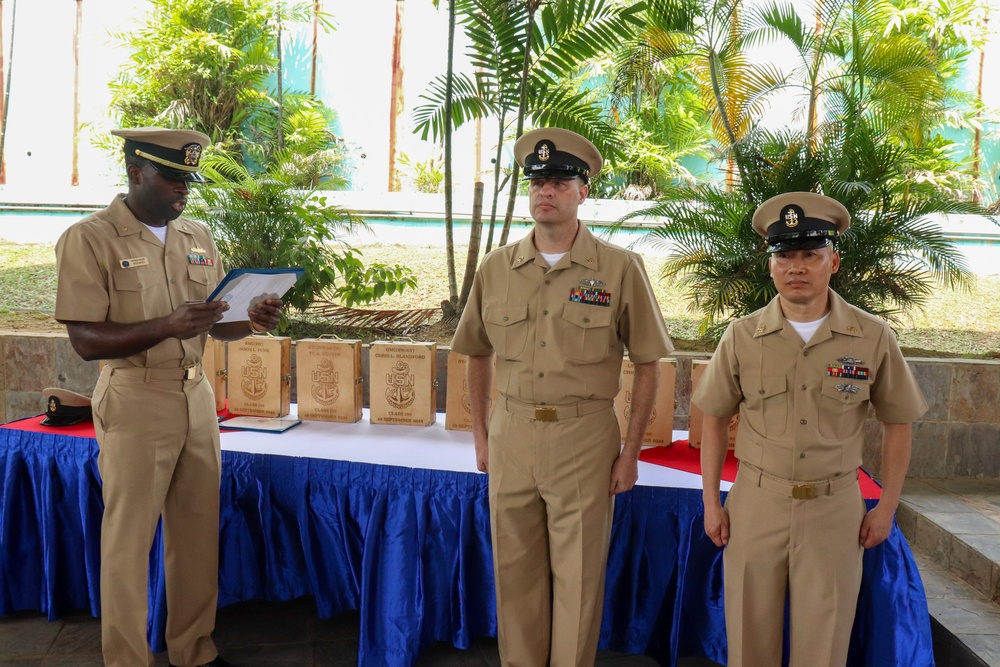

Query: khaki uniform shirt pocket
[560,302,613,363]
[743,376,789,437]
[111,267,155,323]
[819,377,871,439]
[484,303,529,360]
[187,265,216,302]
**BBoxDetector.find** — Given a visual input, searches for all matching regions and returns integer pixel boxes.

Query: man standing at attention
[693,192,928,665]
[451,127,673,666]
[55,128,282,667]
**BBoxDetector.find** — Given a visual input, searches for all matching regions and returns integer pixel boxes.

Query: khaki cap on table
[40,388,92,427]
[752,192,851,253]
[112,126,211,183]
[514,127,603,182]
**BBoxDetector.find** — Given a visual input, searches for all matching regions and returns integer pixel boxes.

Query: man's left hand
[249,297,283,333]
[859,502,895,548]
[609,452,639,495]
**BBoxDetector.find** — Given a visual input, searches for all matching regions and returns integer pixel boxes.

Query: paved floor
[0,597,721,666]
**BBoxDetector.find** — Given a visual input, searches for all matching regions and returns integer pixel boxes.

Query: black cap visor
[767,229,837,253]
[522,164,588,182]
[148,160,206,183]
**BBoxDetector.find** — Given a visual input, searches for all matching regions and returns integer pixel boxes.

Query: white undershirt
[540,251,567,267]
[141,222,168,244]
[787,314,829,343]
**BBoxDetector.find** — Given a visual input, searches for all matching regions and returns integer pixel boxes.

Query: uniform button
[801,384,807,390]
[538,372,544,378]
[803,351,810,357]
[170,279,175,284]
[542,310,549,316]
[502,316,509,321]
[758,389,765,394]
[137,283,143,288]
[800,419,807,425]
[583,317,590,323]
[799,452,806,458]
[540,341,547,347]
[545,280,551,285]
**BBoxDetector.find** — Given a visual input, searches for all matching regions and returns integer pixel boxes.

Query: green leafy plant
[188,154,416,321]
[108,0,345,186]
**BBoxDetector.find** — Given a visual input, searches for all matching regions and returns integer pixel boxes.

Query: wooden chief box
[613,357,677,446]
[444,350,499,431]
[689,360,739,449]
[227,335,292,417]
[202,337,228,413]
[295,337,363,423]
[369,340,437,426]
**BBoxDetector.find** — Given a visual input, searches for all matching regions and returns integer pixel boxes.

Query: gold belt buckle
[534,406,558,422]
[792,483,817,500]
[182,365,199,380]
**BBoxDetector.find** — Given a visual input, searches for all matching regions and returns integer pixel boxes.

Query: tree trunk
[387,0,405,191]
[276,9,284,153]
[499,1,539,248]
[458,181,485,313]
[310,1,320,96]
[441,0,458,318]
[484,110,507,253]
[71,0,82,186]
[972,16,986,204]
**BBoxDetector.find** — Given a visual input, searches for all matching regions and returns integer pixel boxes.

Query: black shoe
[170,658,236,667]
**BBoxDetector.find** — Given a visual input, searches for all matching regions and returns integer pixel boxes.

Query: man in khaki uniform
[693,192,928,666]
[452,127,673,666]
[55,128,282,667]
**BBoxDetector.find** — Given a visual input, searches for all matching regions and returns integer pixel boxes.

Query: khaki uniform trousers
[723,465,866,667]
[488,403,621,667]
[92,366,222,667]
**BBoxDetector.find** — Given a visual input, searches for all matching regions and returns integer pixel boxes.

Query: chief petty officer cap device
[514,128,603,183]
[112,126,212,183]
[752,191,851,253]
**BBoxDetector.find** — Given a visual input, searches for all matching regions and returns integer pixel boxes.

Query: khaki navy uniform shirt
[452,223,673,402]
[693,289,927,481]
[55,195,225,369]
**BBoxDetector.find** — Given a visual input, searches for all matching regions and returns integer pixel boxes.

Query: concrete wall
[3,332,997,480]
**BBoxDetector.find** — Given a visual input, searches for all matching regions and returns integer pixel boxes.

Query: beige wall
[3,332,997,480]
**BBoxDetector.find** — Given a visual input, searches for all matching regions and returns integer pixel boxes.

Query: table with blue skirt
[0,408,934,666]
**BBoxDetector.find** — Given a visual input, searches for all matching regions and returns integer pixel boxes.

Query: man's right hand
[703,502,730,547]
[168,300,229,339]
[473,432,489,473]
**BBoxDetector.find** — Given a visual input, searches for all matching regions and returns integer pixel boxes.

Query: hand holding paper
[208,268,304,324]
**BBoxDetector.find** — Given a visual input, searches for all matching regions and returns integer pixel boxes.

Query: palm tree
[413,0,640,315]
[616,0,991,336]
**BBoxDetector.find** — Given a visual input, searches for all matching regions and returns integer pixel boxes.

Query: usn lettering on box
[369,340,437,426]
[227,335,291,418]
[295,337,363,423]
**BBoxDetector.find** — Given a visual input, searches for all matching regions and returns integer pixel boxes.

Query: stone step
[898,478,1000,666]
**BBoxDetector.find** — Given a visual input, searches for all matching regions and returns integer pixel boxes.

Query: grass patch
[3,240,999,358]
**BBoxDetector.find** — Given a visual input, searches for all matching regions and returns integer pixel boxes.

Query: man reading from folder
[54,127,281,667]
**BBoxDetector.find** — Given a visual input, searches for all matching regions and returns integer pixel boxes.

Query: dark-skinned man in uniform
[55,127,282,667]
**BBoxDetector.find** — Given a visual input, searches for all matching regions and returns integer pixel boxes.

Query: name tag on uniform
[119,257,149,269]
